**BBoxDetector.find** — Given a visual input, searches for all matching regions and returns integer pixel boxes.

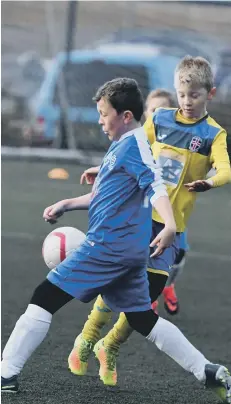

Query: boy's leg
[163,230,189,315]
[163,248,186,315]
[93,312,132,386]
[67,241,151,378]
[82,295,113,343]
[103,272,167,350]
[67,274,168,382]
[68,295,113,375]
[148,223,182,314]
[126,308,208,380]
[93,273,167,386]
[72,221,174,382]
[1,279,73,392]
[92,269,231,401]
[125,309,231,403]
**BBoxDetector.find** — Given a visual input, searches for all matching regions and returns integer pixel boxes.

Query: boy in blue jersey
[79,89,190,316]
[1,78,230,403]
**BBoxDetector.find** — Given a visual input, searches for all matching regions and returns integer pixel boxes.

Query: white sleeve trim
[150,189,168,205]
[134,127,166,195]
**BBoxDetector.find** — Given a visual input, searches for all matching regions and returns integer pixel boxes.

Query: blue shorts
[148,221,181,275]
[47,240,151,313]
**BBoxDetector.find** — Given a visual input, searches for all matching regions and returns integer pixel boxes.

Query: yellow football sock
[103,312,133,351]
[82,295,113,344]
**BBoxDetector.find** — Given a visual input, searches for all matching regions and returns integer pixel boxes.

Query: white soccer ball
[42,226,86,269]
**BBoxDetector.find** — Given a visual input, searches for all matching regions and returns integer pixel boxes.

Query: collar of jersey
[175,109,209,126]
[118,126,143,142]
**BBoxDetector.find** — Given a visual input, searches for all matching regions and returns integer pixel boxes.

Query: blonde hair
[145,88,176,109]
[174,55,214,92]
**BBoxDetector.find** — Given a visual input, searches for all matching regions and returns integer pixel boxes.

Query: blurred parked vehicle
[25,44,180,150]
[91,28,222,63]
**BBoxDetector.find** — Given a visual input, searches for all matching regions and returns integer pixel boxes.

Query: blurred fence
[1,1,231,156]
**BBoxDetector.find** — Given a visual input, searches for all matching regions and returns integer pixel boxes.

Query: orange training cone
[48,168,69,180]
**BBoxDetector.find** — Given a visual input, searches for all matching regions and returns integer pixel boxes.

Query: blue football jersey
[86,127,167,261]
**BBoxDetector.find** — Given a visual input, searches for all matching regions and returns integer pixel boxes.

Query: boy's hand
[184,179,213,192]
[80,166,100,185]
[43,201,66,224]
[150,226,176,258]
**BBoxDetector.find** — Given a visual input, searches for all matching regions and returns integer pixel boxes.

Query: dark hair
[93,77,144,121]
[145,88,176,109]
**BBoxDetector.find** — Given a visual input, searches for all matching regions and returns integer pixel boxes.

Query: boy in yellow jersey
[144,88,190,315]
[68,57,231,402]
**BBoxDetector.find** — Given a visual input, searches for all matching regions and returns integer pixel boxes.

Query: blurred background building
[1,1,231,155]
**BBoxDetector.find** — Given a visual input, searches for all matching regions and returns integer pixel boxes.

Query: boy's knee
[125,310,158,337]
[30,279,73,314]
[88,295,113,326]
[93,295,112,313]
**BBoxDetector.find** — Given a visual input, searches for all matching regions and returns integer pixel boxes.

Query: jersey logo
[157,155,184,187]
[189,136,202,152]
[157,133,167,141]
[104,152,117,171]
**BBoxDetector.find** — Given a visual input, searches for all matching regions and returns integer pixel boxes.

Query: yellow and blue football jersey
[144,108,231,232]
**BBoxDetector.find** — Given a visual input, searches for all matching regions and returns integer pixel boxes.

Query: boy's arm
[62,193,92,211]
[185,130,231,192]
[80,166,101,185]
[124,137,176,256]
[43,193,92,223]
[149,196,176,257]
[208,129,231,187]
[143,114,156,145]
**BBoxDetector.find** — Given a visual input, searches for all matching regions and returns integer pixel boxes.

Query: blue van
[28,44,180,150]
